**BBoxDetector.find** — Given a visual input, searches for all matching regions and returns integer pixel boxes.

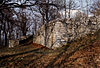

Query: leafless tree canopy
[0,0,97,47]
[0,0,61,47]
[90,0,100,16]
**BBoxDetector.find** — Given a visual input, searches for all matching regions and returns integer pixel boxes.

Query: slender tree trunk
[23,31,27,36]
[0,10,3,45]
[0,27,1,45]
[22,22,27,36]
[86,0,88,17]
[44,24,47,46]
[34,20,37,34]
[44,0,49,46]
[5,32,8,46]
[4,22,8,46]
[68,8,70,18]
[64,0,67,18]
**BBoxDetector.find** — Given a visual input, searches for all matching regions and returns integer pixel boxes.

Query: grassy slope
[0,30,100,68]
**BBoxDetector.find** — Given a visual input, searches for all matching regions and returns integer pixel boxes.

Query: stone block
[9,40,19,48]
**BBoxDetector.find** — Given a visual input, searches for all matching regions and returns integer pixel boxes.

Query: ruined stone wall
[33,18,100,49]
[9,40,19,48]
[33,19,67,49]
[9,35,33,48]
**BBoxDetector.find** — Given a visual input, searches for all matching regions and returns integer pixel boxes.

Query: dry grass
[0,30,100,68]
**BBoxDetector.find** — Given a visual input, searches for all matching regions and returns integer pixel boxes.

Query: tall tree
[86,0,89,17]
[90,0,100,16]
[66,0,78,18]
[0,0,59,47]
[0,7,15,46]
[37,0,60,46]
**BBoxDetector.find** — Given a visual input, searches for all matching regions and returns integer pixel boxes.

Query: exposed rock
[9,40,19,48]
[33,18,100,49]
[9,35,33,48]
[20,36,27,40]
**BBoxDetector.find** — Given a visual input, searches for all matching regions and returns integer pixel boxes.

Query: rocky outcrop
[33,18,100,49]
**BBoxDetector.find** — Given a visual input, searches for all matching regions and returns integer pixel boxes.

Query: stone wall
[33,18,100,49]
[9,40,19,48]
[9,35,33,48]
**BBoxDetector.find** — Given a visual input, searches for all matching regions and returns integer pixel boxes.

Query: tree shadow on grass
[44,45,70,68]
[45,44,84,68]
[0,47,47,61]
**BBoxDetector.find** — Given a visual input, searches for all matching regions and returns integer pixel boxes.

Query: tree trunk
[5,32,8,46]
[44,0,49,46]
[4,22,8,46]
[0,28,1,45]
[86,0,88,17]
[64,0,67,18]
[68,7,70,18]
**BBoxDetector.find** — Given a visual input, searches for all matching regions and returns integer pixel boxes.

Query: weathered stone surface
[20,36,27,40]
[9,40,19,48]
[33,18,100,49]
[9,35,33,48]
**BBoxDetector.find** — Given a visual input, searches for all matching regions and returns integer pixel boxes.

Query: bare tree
[0,0,60,47]
[35,0,60,46]
[86,0,89,17]
[90,0,100,16]
[0,7,15,46]
[66,0,78,18]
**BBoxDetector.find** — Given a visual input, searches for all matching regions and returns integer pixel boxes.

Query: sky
[66,0,93,10]
[65,0,94,14]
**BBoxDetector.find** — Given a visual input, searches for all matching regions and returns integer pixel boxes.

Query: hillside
[0,30,100,68]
